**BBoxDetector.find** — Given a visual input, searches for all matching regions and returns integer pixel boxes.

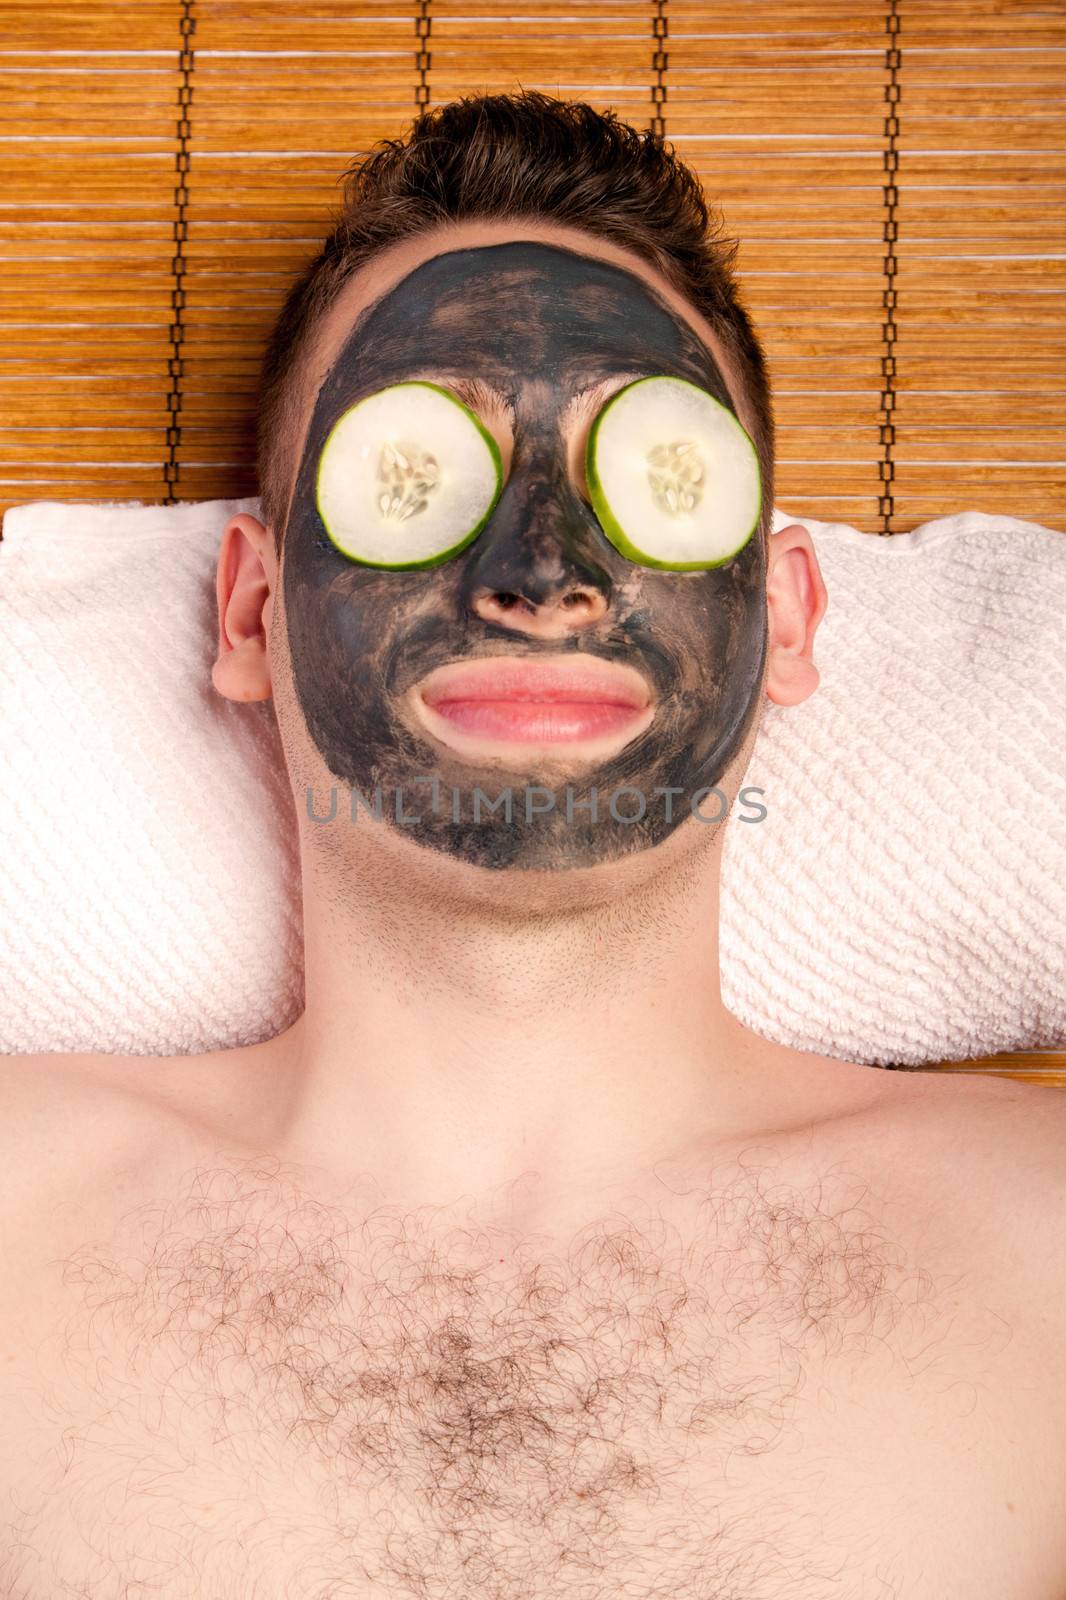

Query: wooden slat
[0,34,178,513]
[881,5,1064,531]
[900,1052,1066,1089]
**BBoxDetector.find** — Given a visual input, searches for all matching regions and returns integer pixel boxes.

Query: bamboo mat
[0,0,1063,1083]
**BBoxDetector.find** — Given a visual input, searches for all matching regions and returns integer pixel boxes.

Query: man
[2,163,1064,1600]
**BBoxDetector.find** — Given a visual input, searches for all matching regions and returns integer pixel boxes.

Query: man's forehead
[309,230,741,414]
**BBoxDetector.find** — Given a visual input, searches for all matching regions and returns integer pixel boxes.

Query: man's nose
[470,581,608,638]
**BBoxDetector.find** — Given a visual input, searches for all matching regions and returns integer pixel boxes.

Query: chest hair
[5,1145,984,1600]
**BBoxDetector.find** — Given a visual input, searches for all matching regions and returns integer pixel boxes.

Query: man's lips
[413,654,654,749]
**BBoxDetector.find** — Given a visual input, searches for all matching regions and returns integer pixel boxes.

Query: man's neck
[255,828,875,1220]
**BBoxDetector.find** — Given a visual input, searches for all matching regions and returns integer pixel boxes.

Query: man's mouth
[409,654,656,763]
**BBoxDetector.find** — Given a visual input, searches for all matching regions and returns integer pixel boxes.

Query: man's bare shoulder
[895,1062,1066,1153]
[0,1049,145,1162]
[879,1065,1066,1185]
[880,1067,1066,1307]
[0,1051,174,1214]
[892,1060,1066,1116]
[0,1041,265,1152]
[0,1046,198,1134]
[0,1046,251,1227]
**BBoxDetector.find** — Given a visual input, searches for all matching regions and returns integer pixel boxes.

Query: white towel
[1,498,1063,1064]
[720,509,1066,1063]
[0,498,304,1056]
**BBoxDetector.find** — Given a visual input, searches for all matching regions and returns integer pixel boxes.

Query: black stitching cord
[415,0,431,111]
[650,0,668,141]
[164,0,194,504]
[879,0,901,535]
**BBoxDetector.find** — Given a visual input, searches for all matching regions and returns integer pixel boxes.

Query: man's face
[281,236,767,871]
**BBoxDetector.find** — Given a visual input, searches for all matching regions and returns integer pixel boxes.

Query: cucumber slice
[586,375,761,570]
[315,380,503,569]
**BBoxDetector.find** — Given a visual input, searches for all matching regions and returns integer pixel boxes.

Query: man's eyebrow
[416,371,648,422]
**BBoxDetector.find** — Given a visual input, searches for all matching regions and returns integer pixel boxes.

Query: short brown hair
[257,90,775,559]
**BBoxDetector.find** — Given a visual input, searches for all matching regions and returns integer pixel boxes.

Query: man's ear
[211,512,277,703]
[764,521,829,707]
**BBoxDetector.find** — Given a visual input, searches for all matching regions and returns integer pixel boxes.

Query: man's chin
[294,704,756,877]
[319,791,722,917]
[299,761,732,905]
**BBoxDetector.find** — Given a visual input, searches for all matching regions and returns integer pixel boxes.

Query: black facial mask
[282,240,767,870]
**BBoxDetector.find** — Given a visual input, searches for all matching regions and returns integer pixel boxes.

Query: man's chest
[0,1146,1062,1599]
